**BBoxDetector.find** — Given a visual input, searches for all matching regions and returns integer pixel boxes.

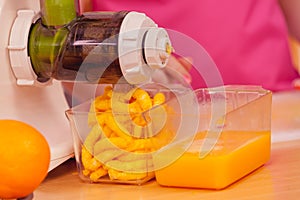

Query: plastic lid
[118,11,172,85]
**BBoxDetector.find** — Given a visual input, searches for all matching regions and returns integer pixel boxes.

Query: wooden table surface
[34,90,300,200]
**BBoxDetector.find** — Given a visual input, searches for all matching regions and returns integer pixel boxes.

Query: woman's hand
[166,56,193,84]
[279,0,300,41]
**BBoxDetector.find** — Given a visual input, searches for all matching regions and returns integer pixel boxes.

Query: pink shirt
[92,0,299,91]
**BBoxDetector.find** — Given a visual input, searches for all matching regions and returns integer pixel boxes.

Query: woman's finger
[166,56,192,83]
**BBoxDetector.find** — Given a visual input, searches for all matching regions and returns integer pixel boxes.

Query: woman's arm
[278,0,300,41]
[79,0,92,13]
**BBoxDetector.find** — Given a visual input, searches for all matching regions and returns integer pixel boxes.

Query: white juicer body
[0,0,74,171]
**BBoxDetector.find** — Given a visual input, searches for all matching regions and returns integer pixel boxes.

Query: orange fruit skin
[0,119,51,199]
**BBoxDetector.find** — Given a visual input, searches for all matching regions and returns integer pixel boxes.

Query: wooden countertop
[33,90,300,200]
[34,139,300,200]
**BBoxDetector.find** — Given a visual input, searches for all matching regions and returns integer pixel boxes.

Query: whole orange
[0,119,51,199]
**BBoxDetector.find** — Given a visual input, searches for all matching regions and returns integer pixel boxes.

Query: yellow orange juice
[154,130,271,189]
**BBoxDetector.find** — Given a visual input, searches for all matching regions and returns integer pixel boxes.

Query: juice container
[153,85,272,189]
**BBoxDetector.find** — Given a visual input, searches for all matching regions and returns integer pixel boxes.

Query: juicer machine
[0,0,172,170]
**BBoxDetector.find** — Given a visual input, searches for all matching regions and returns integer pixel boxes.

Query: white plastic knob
[144,28,172,69]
